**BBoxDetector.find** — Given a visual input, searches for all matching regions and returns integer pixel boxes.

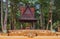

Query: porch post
[33,22,35,29]
[21,23,23,29]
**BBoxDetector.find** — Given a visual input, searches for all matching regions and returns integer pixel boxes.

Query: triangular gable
[21,6,34,18]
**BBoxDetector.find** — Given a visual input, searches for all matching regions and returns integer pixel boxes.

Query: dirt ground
[0,36,60,39]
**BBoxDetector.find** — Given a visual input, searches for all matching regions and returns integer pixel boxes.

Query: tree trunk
[13,4,17,30]
[1,0,4,32]
[47,0,53,31]
[3,0,8,33]
[10,2,17,30]
[10,3,15,30]
[50,0,53,31]
[40,6,43,29]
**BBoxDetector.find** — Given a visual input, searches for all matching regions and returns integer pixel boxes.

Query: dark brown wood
[19,5,37,22]
[19,5,37,29]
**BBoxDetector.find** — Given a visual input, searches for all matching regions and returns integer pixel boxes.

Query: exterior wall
[0,0,1,20]
[0,0,1,18]
[0,0,1,30]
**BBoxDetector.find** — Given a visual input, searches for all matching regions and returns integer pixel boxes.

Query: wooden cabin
[19,4,37,29]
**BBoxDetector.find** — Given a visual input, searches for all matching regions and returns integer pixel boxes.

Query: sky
[3,0,6,2]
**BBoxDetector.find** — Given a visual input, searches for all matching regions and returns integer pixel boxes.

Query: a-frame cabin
[19,5,37,29]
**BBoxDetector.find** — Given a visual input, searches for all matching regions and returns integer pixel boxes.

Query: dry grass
[0,30,60,36]
[0,36,60,39]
